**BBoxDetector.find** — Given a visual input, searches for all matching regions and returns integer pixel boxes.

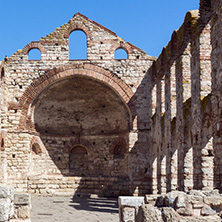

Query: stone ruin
[0,0,222,221]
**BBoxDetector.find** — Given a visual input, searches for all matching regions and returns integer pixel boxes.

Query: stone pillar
[170,62,178,191]
[190,10,203,190]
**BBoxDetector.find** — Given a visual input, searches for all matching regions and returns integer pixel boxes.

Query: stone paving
[31,195,119,222]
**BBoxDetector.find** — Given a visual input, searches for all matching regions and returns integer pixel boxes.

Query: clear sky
[0,0,199,60]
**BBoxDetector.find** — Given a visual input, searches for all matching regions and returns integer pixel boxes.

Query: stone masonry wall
[0,13,155,196]
[149,1,215,194]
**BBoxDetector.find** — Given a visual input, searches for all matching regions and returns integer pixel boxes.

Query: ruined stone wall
[149,1,213,194]
[0,13,155,196]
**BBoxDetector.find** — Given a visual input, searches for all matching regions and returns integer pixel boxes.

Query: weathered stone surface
[14,194,30,205]
[201,205,216,216]
[175,195,186,208]
[161,207,178,222]
[0,199,11,222]
[136,204,163,222]
[204,196,222,207]
[122,207,135,222]
[179,216,221,222]
[119,196,145,208]
[0,186,14,199]
[17,206,30,219]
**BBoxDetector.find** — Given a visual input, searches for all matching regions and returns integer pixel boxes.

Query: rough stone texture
[119,196,145,222]
[132,190,222,222]
[0,185,31,222]
[179,216,221,222]
[161,207,178,222]
[136,204,163,222]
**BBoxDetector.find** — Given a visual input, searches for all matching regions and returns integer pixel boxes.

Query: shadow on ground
[69,196,119,214]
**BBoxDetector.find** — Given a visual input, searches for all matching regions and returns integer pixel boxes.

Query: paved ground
[31,195,119,222]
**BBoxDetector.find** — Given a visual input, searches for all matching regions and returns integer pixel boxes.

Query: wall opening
[1,138,4,150]
[114,48,128,59]
[69,145,88,176]
[113,140,126,159]
[1,67,4,79]
[69,30,87,60]
[28,48,41,60]
[32,143,42,155]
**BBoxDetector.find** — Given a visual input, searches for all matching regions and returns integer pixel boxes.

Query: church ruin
[0,0,221,200]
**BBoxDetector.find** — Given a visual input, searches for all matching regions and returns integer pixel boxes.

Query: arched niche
[69,145,88,176]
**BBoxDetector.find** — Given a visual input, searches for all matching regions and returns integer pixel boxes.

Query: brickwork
[149,0,222,195]
[0,13,154,196]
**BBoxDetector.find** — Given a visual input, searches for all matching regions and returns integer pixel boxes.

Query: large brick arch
[18,63,136,130]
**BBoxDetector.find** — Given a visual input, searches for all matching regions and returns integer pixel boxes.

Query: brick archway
[18,63,135,130]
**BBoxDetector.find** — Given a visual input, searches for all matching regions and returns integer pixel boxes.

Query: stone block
[179,215,221,222]
[136,204,163,222]
[14,194,30,205]
[0,185,14,199]
[161,207,178,222]
[204,195,222,207]
[201,205,216,216]
[0,199,11,222]
[122,206,135,222]
[119,196,144,208]
[17,205,30,219]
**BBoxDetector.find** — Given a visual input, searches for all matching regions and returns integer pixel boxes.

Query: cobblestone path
[31,195,119,222]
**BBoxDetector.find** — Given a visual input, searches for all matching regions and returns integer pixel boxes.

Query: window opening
[69,30,87,60]
[1,67,4,79]
[114,48,128,59]
[28,48,41,60]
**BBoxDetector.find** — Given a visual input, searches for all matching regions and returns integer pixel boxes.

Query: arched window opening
[1,67,4,79]
[28,48,41,60]
[69,145,88,175]
[69,30,87,60]
[114,48,128,60]
[114,143,125,159]
[32,143,42,155]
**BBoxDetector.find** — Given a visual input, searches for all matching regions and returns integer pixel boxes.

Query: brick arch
[23,41,46,55]
[64,23,91,38]
[112,42,133,56]
[18,63,136,130]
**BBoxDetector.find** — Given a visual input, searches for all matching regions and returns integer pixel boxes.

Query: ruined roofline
[152,9,199,74]
[6,12,155,61]
[73,12,118,37]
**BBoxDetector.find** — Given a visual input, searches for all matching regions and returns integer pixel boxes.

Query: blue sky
[0,0,199,60]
